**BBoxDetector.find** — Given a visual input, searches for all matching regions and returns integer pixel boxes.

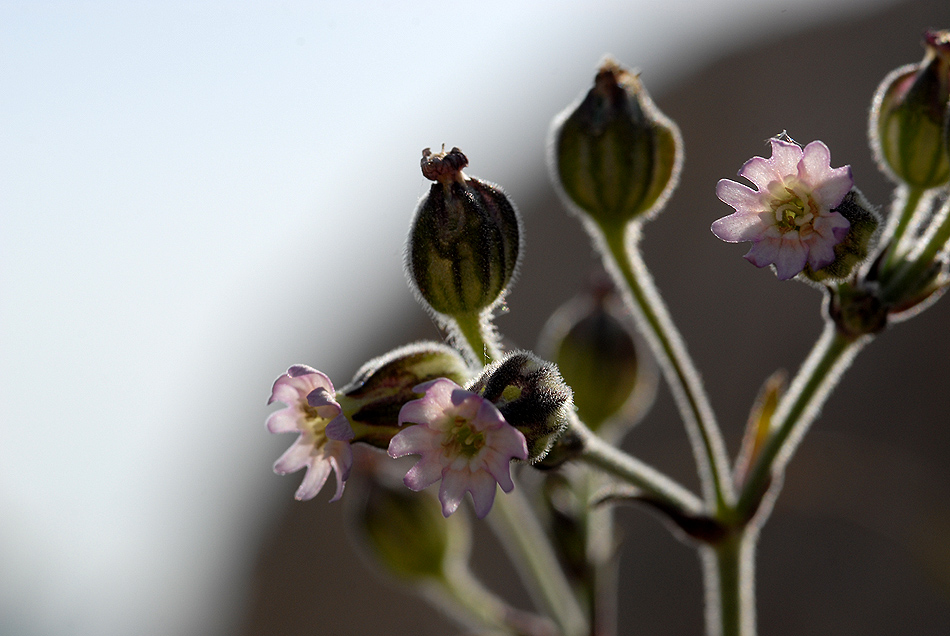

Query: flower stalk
[601,223,734,513]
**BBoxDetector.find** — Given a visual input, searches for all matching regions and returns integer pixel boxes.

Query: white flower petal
[273,437,313,474]
[768,139,804,177]
[294,458,332,501]
[388,424,440,458]
[711,212,771,243]
[466,471,499,519]
[772,237,808,280]
[716,179,764,212]
[439,471,467,518]
[265,407,301,434]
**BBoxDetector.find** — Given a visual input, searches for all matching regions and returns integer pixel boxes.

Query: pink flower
[266,365,354,501]
[388,378,529,519]
[712,139,853,280]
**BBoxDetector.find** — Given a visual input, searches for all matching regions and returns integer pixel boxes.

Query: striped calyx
[407,147,522,318]
[871,30,950,189]
[551,58,682,229]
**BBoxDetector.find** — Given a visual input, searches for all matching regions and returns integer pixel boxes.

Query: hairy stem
[454,315,588,636]
[735,323,868,520]
[701,530,757,636]
[574,418,704,515]
[600,222,733,512]
[490,483,589,636]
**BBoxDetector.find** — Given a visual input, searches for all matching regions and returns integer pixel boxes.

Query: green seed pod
[801,188,880,283]
[467,350,573,463]
[537,287,644,434]
[337,342,470,449]
[351,469,470,582]
[550,58,682,229]
[407,147,522,318]
[871,30,950,189]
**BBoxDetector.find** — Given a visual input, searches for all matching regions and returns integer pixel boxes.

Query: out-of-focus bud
[336,342,471,449]
[550,57,682,229]
[467,351,573,463]
[537,282,654,438]
[871,30,950,189]
[801,188,880,283]
[350,466,470,582]
[827,283,889,340]
[406,147,522,318]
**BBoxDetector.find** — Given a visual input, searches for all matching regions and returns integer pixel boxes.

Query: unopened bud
[467,351,573,463]
[828,283,888,340]
[551,58,682,229]
[352,469,469,581]
[802,188,880,283]
[537,286,646,434]
[407,147,522,318]
[337,342,470,449]
[871,30,950,189]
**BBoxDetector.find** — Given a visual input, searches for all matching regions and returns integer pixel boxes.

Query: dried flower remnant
[266,366,355,501]
[712,139,853,280]
[388,378,528,518]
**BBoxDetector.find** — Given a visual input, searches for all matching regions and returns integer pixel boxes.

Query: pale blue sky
[0,1,897,634]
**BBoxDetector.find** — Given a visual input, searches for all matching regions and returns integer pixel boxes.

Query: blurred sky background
[1,1,943,635]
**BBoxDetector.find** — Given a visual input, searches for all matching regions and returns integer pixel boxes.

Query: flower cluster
[711,138,853,280]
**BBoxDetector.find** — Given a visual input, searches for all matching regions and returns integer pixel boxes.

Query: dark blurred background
[242,1,950,634]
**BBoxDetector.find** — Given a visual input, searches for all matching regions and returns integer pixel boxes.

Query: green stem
[574,417,704,515]
[882,193,950,299]
[701,530,756,636]
[735,323,867,521]
[453,313,587,636]
[881,185,926,271]
[452,311,501,366]
[438,566,556,636]
[490,483,589,636]
[601,223,733,513]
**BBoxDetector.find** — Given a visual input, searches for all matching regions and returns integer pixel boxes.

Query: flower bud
[467,350,573,463]
[337,342,471,449]
[551,58,682,229]
[871,30,950,189]
[351,468,470,581]
[801,188,880,283]
[827,283,888,340]
[407,147,522,318]
[537,285,650,435]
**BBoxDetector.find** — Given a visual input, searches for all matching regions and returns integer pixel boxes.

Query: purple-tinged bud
[870,30,950,189]
[407,147,522,318]
[550,58,682,229]
[336,342,470,449]
[467,351,573,463]
[801,188,880,283]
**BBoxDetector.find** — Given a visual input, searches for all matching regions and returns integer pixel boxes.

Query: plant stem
[574,418,704,515]
[882,193,950,299]
[601,222,733,512]
[701,530,757,636]
[452,311,501,366]
[881,185,926,270]
[453,313,588,636]
[439,565,557,636]
[490,482,589,636]
[735,323,867,520]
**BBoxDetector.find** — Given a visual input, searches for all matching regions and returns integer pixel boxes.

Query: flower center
[772,185,816,233]
[300,403,332,445]
[445,416,487,458]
